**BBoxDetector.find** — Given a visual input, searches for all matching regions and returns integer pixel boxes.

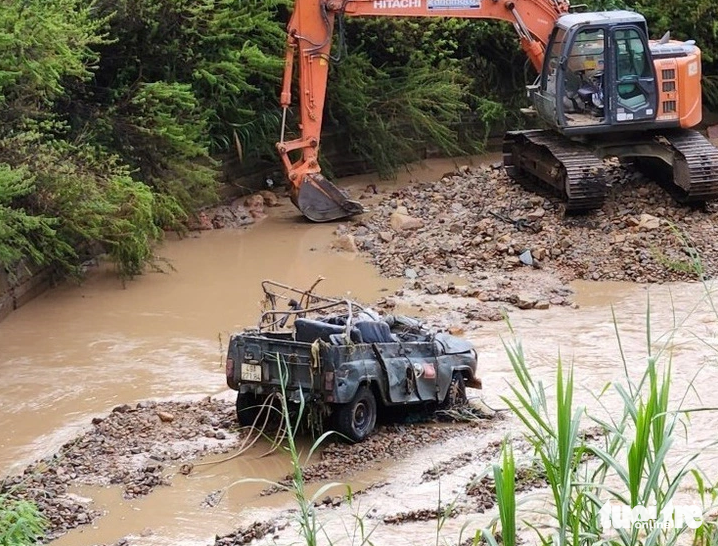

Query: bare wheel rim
[353,402,369,429]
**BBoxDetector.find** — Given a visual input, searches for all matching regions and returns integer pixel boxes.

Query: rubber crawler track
[503,129,607,212]
[659,129,718,202]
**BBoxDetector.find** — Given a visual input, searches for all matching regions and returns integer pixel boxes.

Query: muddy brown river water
[1,156,718,546]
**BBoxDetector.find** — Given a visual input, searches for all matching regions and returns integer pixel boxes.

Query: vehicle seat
[323,316,347,326]
[294,318,345,343]
[354,321,397,343]
[329,329,364,345]
[617,84,647,109]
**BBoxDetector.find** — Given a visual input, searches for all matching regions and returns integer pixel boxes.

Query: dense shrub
[0,0,716,280]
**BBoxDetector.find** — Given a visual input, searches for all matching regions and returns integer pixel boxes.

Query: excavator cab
[532,11,659,134]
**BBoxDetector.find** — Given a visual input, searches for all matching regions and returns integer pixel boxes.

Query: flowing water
[1,156,718,545]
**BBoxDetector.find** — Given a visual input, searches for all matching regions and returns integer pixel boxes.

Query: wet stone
[157,411,174,423]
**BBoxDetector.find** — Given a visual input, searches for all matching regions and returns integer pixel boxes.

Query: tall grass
[268,359,341,546]
[482,440,517,546]
[491,309,716,546]
[224,305,716,546]
[500,337,586,546]
[227,356,370,546]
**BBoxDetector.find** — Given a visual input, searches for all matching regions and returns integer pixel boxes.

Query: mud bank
[1,398,240,540]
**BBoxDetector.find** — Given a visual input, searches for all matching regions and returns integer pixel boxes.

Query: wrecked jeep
[225,279,482,442]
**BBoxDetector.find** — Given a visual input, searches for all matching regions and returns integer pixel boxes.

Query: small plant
[434,485,460,546]
[691,471,718,546]
[342,487,379,546]
[650,223,705,279]
[0,495,47,546]
[270,359,341,546]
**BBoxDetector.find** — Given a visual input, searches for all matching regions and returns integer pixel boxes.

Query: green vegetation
[0,0,717,279]
[483,306,716,546]
[483,441,517,546]
[221,305,716,546]
[652,224,706,279]
[0,495,46,546]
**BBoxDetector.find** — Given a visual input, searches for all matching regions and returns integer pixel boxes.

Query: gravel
[346,162,718,285]
[260,420,495,496]
[213,520,290,546]
[1,398,240,540]
[3,398,498,542]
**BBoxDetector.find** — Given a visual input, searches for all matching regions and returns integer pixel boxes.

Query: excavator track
[633,129,718,204]
[503,129,607,212]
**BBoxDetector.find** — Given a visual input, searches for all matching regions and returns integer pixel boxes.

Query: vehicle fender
[435,354,481,400]
[226,335,241,390]
[332,358,389,405]
[435,360,455,401]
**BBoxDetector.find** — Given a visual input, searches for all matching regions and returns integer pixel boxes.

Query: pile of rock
[189,190,281,230]
[1,398,239,539]
[343,164,718,283]
[214,520,290,546]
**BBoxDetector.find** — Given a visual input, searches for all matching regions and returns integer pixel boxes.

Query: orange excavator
[276,0,718,221]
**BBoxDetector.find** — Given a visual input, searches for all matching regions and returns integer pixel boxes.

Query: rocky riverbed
[3,396,497,543]
[342,162,718,285]
[258,417,497,497]
[1,398,240,540]
[7,155,718,546]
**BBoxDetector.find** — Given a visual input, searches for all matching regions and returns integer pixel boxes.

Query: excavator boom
[277,0,569,221]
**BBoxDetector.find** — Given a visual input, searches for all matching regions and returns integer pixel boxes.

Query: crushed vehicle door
[372,341,439,403]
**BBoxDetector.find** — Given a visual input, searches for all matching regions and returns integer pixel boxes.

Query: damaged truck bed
[225,279,482,442]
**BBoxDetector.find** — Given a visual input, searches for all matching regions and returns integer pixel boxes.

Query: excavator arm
[277,0,569,221]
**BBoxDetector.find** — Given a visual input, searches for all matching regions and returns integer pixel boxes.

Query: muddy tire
[236,392,261,427]
[442,372,467,409]
[334,386,377,443]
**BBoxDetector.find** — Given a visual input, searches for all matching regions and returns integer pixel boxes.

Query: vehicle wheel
[334,386,377,443]
[236,392,261,427]
[443,372,467,408]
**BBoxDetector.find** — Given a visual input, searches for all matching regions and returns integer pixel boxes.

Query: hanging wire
[297,0,349,63]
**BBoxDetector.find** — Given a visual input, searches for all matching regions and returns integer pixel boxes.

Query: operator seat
[295,318,362,344]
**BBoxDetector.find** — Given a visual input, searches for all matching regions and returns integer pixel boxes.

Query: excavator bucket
[292,173,364,222]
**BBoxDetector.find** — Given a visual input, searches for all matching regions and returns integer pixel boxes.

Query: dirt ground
[6,395,603,546]
[2,397,504,545]
[1,399,242,540]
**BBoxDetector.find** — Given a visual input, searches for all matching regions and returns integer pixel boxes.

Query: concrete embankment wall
[0,264,52,323]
